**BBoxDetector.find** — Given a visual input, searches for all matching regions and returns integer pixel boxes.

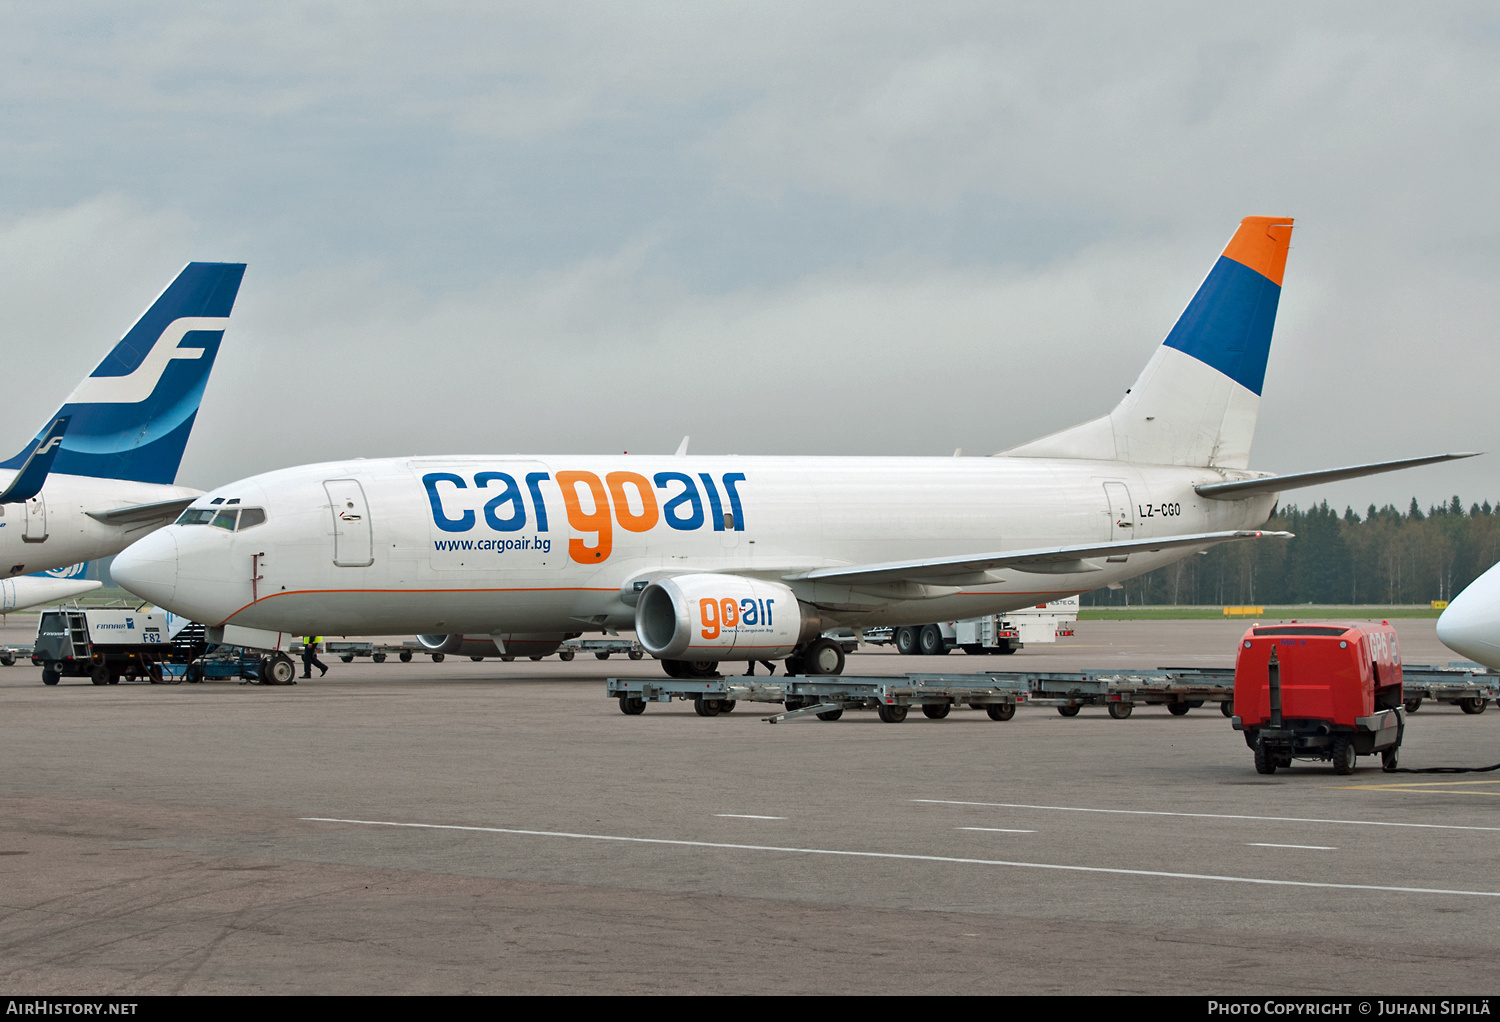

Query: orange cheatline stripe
[1221,215,1295,287]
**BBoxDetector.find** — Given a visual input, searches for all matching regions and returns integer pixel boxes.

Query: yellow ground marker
[1331,779,1500,796]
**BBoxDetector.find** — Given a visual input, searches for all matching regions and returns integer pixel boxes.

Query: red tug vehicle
[1231,621,1406,775]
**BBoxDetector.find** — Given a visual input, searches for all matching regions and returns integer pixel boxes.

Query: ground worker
[302,636,328,678]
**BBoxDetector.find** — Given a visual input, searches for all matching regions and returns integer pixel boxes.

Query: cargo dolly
[320,640,424,664]
[607,667,1247,722]
[1398,665,1498,715]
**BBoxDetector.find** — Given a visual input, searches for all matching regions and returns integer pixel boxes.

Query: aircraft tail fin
[0,262,246,485]
[1002,216,1293,469]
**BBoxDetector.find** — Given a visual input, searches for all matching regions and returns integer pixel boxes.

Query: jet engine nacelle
[635,573,819,660]
[415,633,567,658]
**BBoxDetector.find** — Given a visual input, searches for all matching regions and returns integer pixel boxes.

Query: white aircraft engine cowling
[635,574,818,661]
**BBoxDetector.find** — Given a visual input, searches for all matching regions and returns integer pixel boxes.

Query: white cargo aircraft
[113,218,1472,684]
[1436,564,1500,671]
[0,262,246,595]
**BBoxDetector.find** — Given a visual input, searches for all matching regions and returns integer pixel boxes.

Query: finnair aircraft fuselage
[120,454,1278,636]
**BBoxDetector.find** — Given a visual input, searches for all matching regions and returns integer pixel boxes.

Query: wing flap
[784,530,1292,586]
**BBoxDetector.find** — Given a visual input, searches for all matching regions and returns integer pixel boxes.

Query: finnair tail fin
[1003,216,1293,469]
[0,262,246,485]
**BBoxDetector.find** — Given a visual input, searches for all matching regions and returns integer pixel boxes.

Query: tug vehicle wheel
[42,668,60,686]
[1331,736,1356,775]
[894,627,918,655]
[1108,702,1133,719]
[90,665,110,686]
[921,703,950,719]
[618,695,646,715]
[1253,743,1276,774]
[1220,699,1234,717]
[1403,697,1421,713]
[1057,705,1080,717]
[986,703,1015,721]
[876,703,909,723]
[264,654,297,685]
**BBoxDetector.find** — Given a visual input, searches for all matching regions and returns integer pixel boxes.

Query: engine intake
[635,573,818,660]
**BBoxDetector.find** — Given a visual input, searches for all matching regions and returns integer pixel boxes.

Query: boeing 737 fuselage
[112,219,1470,677]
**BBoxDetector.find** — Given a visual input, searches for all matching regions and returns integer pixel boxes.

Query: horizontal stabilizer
[1195,453,1480,500]
[86,496,197,526]
[0,416,69,504]
[784,530,1292,586]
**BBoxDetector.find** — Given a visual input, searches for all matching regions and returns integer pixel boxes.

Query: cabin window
[237,508,267,530]
[176,508,216,526]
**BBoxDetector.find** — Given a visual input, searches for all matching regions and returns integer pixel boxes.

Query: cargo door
[23,495,45,543]
[1103,482,1133,562]
[324,479,374,567]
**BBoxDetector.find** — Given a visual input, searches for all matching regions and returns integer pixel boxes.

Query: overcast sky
[1,3,1495,512]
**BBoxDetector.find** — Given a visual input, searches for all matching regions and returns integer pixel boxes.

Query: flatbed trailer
[321,641,424,664]
[608,663,1500,722]
[559,637,644,662]
[1,645,31,667]
[1399,665,1499,714]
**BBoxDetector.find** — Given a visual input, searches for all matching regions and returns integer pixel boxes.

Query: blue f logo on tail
[1,262,246,485]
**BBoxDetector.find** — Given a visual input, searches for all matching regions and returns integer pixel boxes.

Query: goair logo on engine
[423,470,746,565]
[699,597,777,640]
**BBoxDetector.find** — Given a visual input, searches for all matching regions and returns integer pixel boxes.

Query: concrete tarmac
[3,619,1498,995]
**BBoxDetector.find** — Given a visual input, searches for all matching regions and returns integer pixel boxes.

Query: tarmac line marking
[911,799,1500,833]
[715,814,787,820]
[1248,843,1337,850]
[959,827,1036,834]
[300,817,1500,899]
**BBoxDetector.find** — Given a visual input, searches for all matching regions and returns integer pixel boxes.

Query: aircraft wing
[783,529,1292,586]
[0,416,70,504]
[1195,452,1479,500]
[85,497,197,527]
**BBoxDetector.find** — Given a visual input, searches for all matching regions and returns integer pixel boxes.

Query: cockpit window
[238,508,266,529]
[176,508,216,526]
[211,510,239,531]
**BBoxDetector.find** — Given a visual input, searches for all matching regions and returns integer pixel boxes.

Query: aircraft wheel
[1057,704,1080,717]
[399,651,413,663]
[264,654,297,685]
[558,650,575,661]
[917,625,947,656]
[1403,697,1422,713]
[683,660,718,679]
[816,708,843,721]
[1461,698,1488,715]
[1331,736,1356,775]
[986,703,1015,721]
[894,627,918,655]
[921,703,950,719]
[802,638,845,676]
[90,665,110,686]
[618,694,646,715]
[42,668,60,686]
[470,656,485,662]
[1167,701,1191,716]
[782,654,805,676]
[529,655,543,661]
[1108,702,1133,719]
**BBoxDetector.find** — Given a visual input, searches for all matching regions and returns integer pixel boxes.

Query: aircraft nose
[112,531,178,607]
[1437,565,1500,671]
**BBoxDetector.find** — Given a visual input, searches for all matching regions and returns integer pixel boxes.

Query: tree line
[1082,497,1500,607]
